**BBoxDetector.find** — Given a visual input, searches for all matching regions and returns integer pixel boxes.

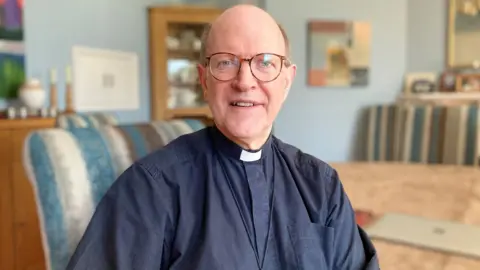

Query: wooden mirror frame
[447,0,480,69]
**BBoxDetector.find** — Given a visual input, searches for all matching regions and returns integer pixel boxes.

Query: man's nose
[234,61,256,91]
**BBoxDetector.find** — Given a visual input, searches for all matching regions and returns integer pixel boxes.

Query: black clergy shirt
[66,126,380,270]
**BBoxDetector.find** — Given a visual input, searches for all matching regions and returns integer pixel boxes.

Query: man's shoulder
[136,127,210,174]
[105,129,210,204]
[273,136,337,181]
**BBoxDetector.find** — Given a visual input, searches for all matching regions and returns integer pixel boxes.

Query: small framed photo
[439,70,457,92]
[403,72,438,95]
[455,74,480,92]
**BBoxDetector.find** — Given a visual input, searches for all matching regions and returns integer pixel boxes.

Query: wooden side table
[0,118,56,270]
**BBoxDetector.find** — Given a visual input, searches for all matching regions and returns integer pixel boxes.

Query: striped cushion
[398,104,442,163]
[23,119,205,270]
[399,104,480,165]
[442,104,480,166]
[56,113,118,129]
[366,103,480,166]
[366,104,404,161]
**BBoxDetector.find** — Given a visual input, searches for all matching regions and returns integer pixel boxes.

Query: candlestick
[50,68,57,85]
[65,65,75,114]
[50,82,58,110]
[66,65,72,84]
[65,83,75,114]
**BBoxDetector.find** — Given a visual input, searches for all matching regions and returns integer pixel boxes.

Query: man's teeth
[233,102,254,107]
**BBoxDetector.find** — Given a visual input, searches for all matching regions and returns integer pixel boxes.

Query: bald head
[196,5,297,148]
[199,5,290,63]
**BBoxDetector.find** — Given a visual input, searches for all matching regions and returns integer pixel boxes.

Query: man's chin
[228,122,269,139]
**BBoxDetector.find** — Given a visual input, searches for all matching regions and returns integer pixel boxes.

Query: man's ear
[284,84,291,100]
[197,64,208,101]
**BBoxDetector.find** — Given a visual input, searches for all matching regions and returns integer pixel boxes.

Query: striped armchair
[55,113,118,129]
[23,119,206,270]
[367,103,480,166]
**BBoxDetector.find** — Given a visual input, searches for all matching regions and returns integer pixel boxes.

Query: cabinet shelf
[168,49,200,60]
[397,92,480,103]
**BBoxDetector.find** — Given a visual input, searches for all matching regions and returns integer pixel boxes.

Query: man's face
[197,20,296,144]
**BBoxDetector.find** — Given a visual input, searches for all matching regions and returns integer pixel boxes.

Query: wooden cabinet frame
[148,5,222,121]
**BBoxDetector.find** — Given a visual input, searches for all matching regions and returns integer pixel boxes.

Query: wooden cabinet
[148,5,222,122]
[0,118,56,270]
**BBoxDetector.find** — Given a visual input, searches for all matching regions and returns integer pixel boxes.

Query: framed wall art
[447,0,480,68]
[307,20,371,87]
[0,0,25,99]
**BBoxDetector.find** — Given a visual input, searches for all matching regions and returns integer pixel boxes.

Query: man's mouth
[230,101,256,107]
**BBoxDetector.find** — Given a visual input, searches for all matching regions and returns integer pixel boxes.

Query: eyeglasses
[205,52,291,82]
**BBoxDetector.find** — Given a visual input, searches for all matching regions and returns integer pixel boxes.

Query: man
[67,4,379,270]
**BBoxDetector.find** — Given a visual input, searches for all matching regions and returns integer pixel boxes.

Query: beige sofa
[333,162,480,269]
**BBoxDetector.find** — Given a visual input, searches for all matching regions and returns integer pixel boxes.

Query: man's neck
[217,126,272,150]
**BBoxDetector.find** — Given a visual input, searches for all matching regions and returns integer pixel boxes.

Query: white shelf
[398,92,480,101]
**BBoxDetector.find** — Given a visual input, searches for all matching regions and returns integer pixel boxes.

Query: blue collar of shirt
[210,125,273,162]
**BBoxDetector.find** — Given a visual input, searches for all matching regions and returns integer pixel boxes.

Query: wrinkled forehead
[207,21,286,58]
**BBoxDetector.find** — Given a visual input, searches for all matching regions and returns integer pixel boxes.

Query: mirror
[307,20,371,87]
[448,0,480,68]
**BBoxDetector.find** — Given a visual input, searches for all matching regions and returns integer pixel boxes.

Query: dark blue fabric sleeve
[326,169,380,270]
[66,162,177,270]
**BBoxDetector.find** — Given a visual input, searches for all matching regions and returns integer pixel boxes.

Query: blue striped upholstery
[397,104,440,163]
[23,119,206,270]
[366,104,404,161]
[366,103,480,166]
[56,113,118,129]
[398,104,480,165]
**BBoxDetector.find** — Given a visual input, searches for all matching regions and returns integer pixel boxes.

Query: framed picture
[439,70,457,92]
[403,72,438,95]
[0,0,25,99]
[307,20,372,87]
[455,74,480,92]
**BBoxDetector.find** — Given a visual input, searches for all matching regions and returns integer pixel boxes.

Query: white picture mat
[72,46,139,111]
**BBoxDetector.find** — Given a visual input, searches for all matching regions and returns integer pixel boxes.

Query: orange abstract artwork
[307,20,371,88]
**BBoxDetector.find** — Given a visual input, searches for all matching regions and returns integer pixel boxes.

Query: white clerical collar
[240,149,262,162]
[211,125,272,162]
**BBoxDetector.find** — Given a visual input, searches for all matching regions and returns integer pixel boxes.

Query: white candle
[66,66,72,84]
[50,68,57,84]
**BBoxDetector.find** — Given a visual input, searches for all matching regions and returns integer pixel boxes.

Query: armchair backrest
[23,119,206,270]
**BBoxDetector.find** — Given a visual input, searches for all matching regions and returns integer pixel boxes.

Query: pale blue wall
[1,0,242,121]
[268,0,407,161]
[1,0,450,161]
[21,0,191,123]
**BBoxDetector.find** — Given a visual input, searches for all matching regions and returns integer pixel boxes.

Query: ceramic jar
[19,78,46,110]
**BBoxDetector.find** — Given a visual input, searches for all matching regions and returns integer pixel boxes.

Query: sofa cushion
[366,104,404,162]
[366,103,480,166]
